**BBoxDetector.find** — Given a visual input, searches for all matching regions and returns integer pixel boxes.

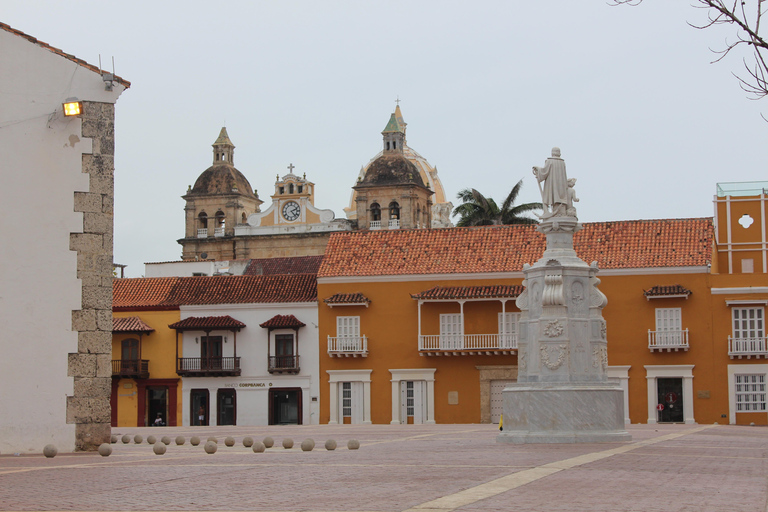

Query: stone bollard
[207,436,218,443]
[175,436,185,446]
[301,439,315,451]
[190,436,201,446]
[153,443,166,455]
[134,435,143,444]
[43,445,57,458]
[204,441,217,454]
[243,436,254,447]
[147,435,157,445]
[262,436,274,448]
[347,439,360,450]
[224,436,235,447]
[324,439,337,451]
[110,435,118,444]
[98,443,112,457]
[161,436,171,445]
[121,435,131,444]
[282,438,294,449]
[252,442,266,453]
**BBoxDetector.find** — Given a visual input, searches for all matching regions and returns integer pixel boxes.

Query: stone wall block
[83,212,113,235]
[71,310,97,332]
[101,194,113,215]
[75,423,111,452]
[88,175,114,195]
[70,233,103,253]
[67,397,110,423]
[68,353,97,378]
[77,270,100,287]
[81,285,112,310]
[73,377,111,398]
[73,192,102,213]
[95,309,112,331]
[78,330,110,354]
[102,232,113,252]
[95,354,112,378]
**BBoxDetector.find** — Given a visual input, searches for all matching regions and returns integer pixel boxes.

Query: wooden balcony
[418,334,517,356]
[729,337,768,359]
[177,357,241,376]
[648,329,689,352]
[328,336,368,357]
[112,359,149,379]
[268,355,300,374]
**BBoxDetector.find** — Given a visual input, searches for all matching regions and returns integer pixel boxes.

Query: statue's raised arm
[533,147,570,218]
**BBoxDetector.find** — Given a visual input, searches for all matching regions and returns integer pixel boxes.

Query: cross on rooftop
[287,163,295,173]
[395,97,401,106]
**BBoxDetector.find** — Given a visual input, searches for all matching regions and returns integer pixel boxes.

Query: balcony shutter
[655,308,681,332]
[337,316,360,337]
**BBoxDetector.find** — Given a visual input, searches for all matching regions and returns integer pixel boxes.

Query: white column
[362,380,372,425]
[390,379,401,424]
[683,375,696,424]
[425,378,436,424]
[646,375,657,424]
[328,381,338,425]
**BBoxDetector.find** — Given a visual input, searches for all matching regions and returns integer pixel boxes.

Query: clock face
[282,201,301,221]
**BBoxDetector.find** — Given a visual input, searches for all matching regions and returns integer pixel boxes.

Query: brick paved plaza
[0,423,766,511]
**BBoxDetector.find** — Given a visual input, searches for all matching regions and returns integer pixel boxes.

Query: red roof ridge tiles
[259,315,306,329]
[411,285,523,300]
[319,219,713,278]
[169,315,245,331]
[1,22,131,88]
[112,316,154,333]
[113,274,317,310]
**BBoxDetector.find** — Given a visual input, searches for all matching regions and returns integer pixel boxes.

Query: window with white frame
[733,308,765,339]
[498,312,520,348]
[440,314,463,349]
[341,382,352,418]
[336,316,361,351]
[655,308,682,346]
[735,374,767,411]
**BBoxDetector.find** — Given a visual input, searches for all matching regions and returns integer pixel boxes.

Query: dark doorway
[657,378,684,423]
[269,388,302,425]
[202,336,223,370]
[190,389,209,426]
[146,386,168,426]
[217,388,236,425]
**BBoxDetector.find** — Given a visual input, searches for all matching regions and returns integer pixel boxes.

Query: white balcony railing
[648,329,689,352]
[214,227,225,237]
[418,334,517,353]
[729,336,768,359]
[370,220,382,230]
[328,336,368,357]
[197,228,208,238]
[388,219,400,229]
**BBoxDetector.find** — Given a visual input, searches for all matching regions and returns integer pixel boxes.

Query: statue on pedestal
[533,147,577,219]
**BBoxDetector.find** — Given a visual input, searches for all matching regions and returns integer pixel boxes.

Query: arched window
[289,183,294,194]
[389,201,400,220]
[370,202,381,222]
[198,212,208,228]
[215,211,225,228]
[241,212,247,223]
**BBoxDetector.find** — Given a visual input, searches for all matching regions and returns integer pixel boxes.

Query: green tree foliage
[451,179,542,227]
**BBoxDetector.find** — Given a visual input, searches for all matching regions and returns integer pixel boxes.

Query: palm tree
[452,179,541,227]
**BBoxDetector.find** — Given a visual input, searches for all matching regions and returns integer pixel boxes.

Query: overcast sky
[5,1,767,277]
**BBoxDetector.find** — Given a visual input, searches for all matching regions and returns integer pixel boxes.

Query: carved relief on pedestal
[570,280,585,309]
[542,274,564,306]
[592,346,608,370]
[540,344,569,370]
[516,278,529,311]
[544,319,564,338]
[600,319,607,340]
[519,351,527,372]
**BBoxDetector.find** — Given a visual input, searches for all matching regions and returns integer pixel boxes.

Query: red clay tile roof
[112,316,154,333]
[113,274,317,310]
[259,315,306,329]
[1,23,131,88]
[318,219,713,277]
[323,293,371,306]
[644,285,692,298]
[411,285,523,300]
[244,256,323,276]
[169,316,245,331]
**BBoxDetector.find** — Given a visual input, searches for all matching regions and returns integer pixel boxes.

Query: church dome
[190,164,257,198]
[358,154,425,188]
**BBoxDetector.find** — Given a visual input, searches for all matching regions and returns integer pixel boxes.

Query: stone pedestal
[496,213,630,444]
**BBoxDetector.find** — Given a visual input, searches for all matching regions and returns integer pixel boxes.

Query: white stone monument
[497,148,630,444]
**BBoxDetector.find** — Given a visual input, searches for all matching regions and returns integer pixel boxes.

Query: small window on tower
[289,184,294,194]
[279,186,285,194]
[298,185,303,193]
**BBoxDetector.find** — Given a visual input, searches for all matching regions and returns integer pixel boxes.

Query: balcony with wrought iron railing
[177,357,241,376]
[197,228,208,238]
[328,336,368,357]
[269,355,300,374]
[728,337,768,359]
[418,334,517,356]
[112,359,149,379]
[648,329,689,352]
